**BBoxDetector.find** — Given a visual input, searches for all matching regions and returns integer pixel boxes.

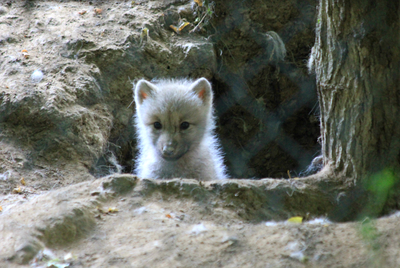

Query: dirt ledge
[0,174,137,265]
[1,173,391,266]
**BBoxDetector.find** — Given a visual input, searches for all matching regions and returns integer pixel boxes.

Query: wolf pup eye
[180,122,190,130]
[153,122,162,130]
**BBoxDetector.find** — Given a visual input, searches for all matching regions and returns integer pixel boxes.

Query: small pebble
[0,6,9,15]
[31,69,44,83]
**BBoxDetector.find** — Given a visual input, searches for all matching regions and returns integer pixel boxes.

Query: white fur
[133,78,227,180]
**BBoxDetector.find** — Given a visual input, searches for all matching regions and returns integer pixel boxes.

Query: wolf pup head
[135,78,214,161]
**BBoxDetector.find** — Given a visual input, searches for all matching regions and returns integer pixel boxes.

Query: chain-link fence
[89,0,322,179]
[2,0,322,181]
[202,0,321,178]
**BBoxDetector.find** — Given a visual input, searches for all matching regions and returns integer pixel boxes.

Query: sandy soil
[0,175,399,268]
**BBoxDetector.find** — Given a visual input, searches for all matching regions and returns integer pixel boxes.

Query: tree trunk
[312,0,400,183]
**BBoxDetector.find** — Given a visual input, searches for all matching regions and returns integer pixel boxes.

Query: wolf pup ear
[135,80,157,106]
[190,78,213,105]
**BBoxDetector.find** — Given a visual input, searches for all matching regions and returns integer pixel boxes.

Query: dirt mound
[1,174,399,267]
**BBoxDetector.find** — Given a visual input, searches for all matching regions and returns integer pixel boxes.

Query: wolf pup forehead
[133,78,227,181]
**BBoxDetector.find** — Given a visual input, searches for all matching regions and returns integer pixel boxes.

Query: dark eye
[180,122,190,130]
[153,122,162,130]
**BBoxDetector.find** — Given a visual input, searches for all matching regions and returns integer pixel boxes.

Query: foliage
[191,0,215,33]
[361,169,399,218]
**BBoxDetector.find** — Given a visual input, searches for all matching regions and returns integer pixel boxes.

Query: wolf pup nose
[133,78,227,181]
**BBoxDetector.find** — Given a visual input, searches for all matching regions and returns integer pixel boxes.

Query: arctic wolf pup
[134,77,227,181]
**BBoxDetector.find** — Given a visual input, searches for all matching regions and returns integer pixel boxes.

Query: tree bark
[312,0,400,183]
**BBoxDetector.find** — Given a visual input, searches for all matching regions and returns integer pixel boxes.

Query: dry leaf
[94,8,102,15]
[178,22,190,32]
[22,50,29,59]
[194,0,203,7]
[141,27,149,38]
[0,205,2,212]
[12,187,22,194]
[287,216,303,224]
[20,177,26,186]
[169,25,178,33]
[170,22,191,34]
[165,214,173,219]
[79,10,87,15]
[108,207,118,213]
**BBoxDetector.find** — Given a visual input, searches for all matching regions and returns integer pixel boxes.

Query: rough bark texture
[312,1,400,182]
